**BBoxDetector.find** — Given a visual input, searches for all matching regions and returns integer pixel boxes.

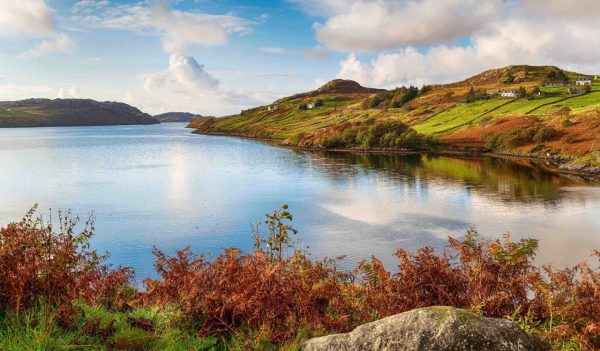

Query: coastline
[190,128,600,181]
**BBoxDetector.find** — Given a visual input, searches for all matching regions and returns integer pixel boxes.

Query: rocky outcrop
[304,306,550,351]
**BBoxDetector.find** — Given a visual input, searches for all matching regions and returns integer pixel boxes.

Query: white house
[575,77,592,86]
[500,90,517,98]
[306,102,316,109]
[267,104,278,111]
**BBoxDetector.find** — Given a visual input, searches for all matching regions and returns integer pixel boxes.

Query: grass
[412,99,510,135]
[532,91,600,114]
[0,301,302,351]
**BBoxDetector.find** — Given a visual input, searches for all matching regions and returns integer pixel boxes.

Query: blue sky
[1,0,600,116]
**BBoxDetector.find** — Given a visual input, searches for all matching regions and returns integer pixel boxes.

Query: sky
[1,0,600,116]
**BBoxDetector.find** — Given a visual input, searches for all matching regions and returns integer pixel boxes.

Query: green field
[412,99,510,135]
[531,91,600,114]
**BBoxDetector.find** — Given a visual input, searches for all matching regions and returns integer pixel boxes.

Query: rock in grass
[304,306,550,351]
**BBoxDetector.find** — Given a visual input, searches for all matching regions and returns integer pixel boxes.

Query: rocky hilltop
[0,98,159,128]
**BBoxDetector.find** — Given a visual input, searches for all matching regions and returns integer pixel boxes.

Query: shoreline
[191,129,600,181]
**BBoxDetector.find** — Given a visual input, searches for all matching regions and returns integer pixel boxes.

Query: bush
[0,207,132,314]
[485,126,555,151]
[562,135,576,144]
[3,206,600,348]
[533,127,555,143]
[561,119,573,128]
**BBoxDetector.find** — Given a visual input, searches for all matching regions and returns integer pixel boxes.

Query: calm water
[1,123,599,280]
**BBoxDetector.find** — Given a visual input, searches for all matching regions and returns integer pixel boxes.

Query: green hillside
[0,99,159,128]
[190,66,600,173]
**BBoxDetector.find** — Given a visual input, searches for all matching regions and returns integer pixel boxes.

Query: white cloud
[309,0,500,52]
[57,85,80,98]
[131,54,274,116]
[78,0,254,53]
[18,33,75,58]
[0,0,75,58]
[0,0,55,37]
[320,0,600,88]
[144,54,220,91]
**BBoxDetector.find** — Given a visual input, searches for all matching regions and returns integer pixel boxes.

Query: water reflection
[0,124,598,280]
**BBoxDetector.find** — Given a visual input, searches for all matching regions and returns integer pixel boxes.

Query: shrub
[0,207,132,314]
[533,127,555,143]
[562,135,576,144]
[561,119,573,128]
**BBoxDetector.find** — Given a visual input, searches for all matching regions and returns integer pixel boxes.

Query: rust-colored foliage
[2,205,600,348]
[0,206,132,314]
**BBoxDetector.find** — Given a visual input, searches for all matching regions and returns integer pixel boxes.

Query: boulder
[304,306,550,351]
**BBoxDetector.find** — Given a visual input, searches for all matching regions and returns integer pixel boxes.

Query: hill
[154,112,202,123]
[0,98,159,128]
[190,65,600,174]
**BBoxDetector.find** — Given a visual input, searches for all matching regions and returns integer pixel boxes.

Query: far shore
[190,128,600,181]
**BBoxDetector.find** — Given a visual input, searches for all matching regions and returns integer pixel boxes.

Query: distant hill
[0,98,159,128]
[154,112,202,123]
[189,65,600,174]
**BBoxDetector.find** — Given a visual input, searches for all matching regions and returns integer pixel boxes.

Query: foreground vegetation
[1,206,600,350]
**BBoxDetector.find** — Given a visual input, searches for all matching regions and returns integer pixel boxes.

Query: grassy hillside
[0,98,159,128]
[189,66,600,173]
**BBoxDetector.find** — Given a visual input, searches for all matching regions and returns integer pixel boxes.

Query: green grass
[0,302,303,351]
[412,99,510,135]
[532,91,600,114]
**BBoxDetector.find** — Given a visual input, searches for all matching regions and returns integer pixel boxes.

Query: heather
[1,206,599,350]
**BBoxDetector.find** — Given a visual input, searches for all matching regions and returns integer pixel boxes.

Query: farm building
[575,77,593,86]
[567,87,589,95]
[267,104,278,111]
[486,89,499,96]
[500,90,518,98]
[306,102,316,109]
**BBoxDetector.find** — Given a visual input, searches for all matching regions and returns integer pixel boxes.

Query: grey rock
[304,306,550,351]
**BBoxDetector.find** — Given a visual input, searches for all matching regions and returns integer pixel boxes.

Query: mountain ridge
[0,98,159,128]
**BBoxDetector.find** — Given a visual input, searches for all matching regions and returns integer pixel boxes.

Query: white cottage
[267,104,278,111]
[500,90,517,98]
[575,77,592,86]
[306,102,316,109]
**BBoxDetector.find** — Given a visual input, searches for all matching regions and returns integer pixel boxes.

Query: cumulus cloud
[77,0,254,53]
[0,0,55,37]
[316,0,600,88]
[18,33,75,58]
[1,0,75,58]
[57,85,81,98]
[131,54,274,116]
[308,0,500,52]
[144,54,220,91]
